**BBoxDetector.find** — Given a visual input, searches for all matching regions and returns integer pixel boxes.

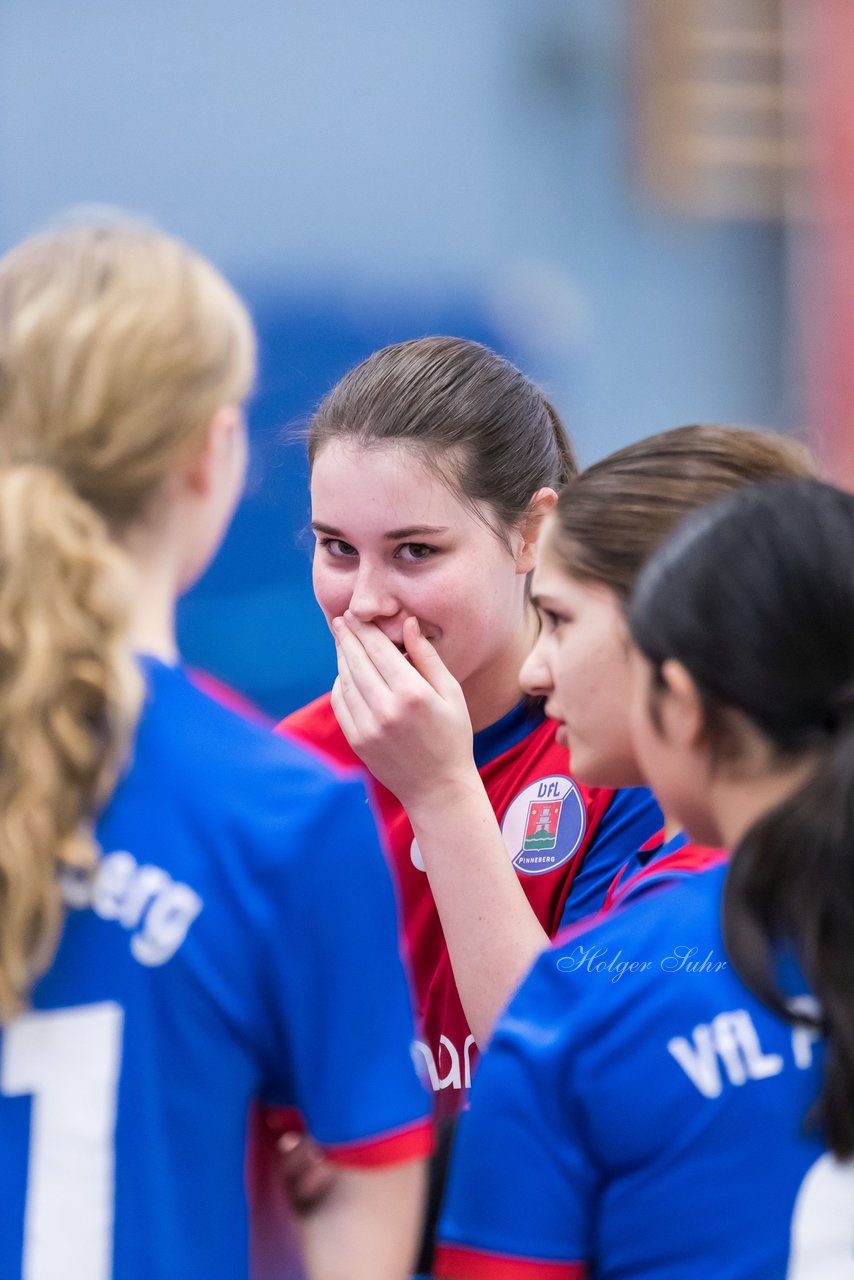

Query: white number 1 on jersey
[1,1003,123,1280]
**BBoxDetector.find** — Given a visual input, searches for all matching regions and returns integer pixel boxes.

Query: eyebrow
[529,592,560,612]
[311,521,450,539]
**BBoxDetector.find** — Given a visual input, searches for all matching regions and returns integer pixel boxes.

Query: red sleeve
[324,1116,434,1168]
[435,1243,587,1279]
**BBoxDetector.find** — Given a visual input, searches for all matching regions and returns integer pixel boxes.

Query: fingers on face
[332,640,399,746]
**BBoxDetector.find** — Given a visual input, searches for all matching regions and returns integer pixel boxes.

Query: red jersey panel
[604,829,729,913]
[279,694,614,1114]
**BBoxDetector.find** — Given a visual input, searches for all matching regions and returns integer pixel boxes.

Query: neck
[119,523,183,665]
[712,754,819,851]
[662,812,683,842]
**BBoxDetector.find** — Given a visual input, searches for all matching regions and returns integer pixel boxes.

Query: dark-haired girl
[436,477,854,1279]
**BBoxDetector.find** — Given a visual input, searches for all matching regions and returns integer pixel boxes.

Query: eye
[396,542,437,563]
[318,537,358,559]
[538,606,570,631]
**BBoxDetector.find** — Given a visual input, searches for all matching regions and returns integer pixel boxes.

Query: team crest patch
[501,775,586,875]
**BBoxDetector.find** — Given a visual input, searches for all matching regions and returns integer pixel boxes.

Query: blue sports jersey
[437,863,842,1280]
[0,658,430,1280]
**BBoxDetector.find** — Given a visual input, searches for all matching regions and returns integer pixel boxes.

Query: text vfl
[670,1001,821,1098]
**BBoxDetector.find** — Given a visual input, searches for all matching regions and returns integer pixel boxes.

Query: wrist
[405,769,489,829]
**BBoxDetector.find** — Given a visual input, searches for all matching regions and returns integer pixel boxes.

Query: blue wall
[0,0,788,715]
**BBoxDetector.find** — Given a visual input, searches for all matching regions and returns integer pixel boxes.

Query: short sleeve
[255,771,431,1165]
[435,958,595,1279]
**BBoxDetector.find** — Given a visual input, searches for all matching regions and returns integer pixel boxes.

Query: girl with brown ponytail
[436,477,854,1279]
[0,217,429,1280]
[283,337,662,1098]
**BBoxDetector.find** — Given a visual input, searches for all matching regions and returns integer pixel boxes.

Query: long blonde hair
[0,216,256,1019]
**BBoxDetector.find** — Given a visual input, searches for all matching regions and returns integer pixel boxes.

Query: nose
[348,562,400,623]
[519,631,553,698]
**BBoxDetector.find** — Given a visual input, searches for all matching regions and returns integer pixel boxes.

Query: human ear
[182,405,243,497]
[658,659,707,751]
[515,488,558,573]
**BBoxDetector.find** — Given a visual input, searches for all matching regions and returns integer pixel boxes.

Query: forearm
[329,614,549,1041]
[299,1159,427,1280]
[407,777,549,1046]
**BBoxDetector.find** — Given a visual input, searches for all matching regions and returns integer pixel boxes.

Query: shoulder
[510,864,730,1043]
[115,663,373,871]
[278,690,335,739]
[558,860,728,961]
[141,664,340,780]
[277,691,362,770]
[478,706,571,781]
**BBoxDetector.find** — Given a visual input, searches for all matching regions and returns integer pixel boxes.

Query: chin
[570,751,645,792]
[562,746,602,787]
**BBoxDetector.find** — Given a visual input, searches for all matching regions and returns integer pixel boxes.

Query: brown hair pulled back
[551,424,816,601]
[308,336,576,537]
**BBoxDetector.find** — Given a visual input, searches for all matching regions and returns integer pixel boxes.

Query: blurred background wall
[0,0,794,716]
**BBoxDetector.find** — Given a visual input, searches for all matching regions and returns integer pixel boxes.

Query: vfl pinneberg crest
[500,775,586,875]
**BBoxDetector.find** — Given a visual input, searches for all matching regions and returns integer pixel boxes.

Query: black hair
[629,477,854,1157]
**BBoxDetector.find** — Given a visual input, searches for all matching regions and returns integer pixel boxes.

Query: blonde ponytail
[0,465,141,1020]
[0,215,255,1017]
